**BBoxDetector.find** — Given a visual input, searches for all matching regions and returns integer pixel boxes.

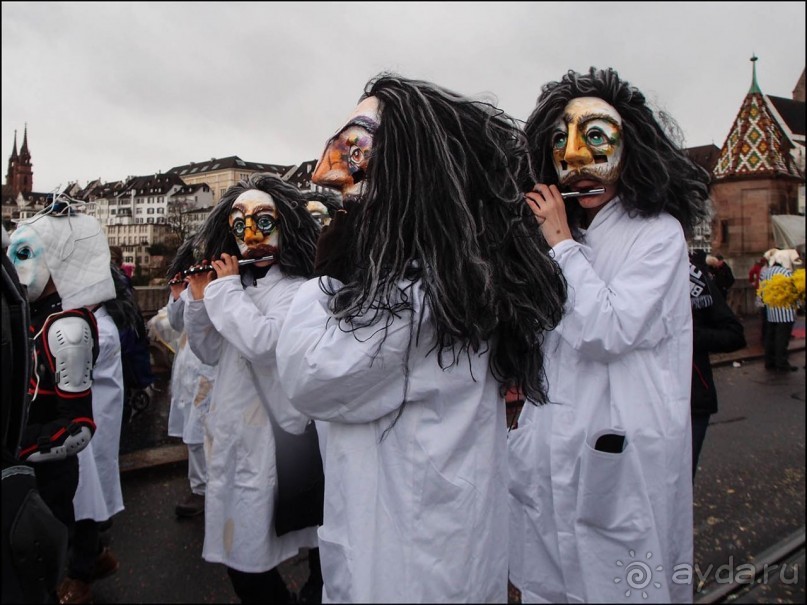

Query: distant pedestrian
[706,253,735,300]
[689,252,745,479]
[760,248,802,372]
[159,264,216,519]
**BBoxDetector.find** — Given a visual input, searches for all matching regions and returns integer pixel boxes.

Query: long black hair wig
[525,67,712,235]
[322,73,567,405]
[167,173,319,281]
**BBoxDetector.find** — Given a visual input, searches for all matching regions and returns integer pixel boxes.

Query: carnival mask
[551,96,623,190]
[228,189,279,261]
[311,96,381,200]
[306,200,331,227]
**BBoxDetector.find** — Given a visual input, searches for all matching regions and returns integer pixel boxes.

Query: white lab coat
[507,199,694,604]
[276,276,508,604]
[73,305,125,522]
[165,291,215,445]
[184,267,318,573]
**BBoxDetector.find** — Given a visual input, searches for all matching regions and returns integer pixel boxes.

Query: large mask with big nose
[311,96,381,201]
[228,189,279,261]
[551,96,623,188]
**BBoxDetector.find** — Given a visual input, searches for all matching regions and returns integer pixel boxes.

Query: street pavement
[84,315,804,603]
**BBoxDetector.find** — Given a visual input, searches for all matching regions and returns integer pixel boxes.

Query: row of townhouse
[3,153,322,280]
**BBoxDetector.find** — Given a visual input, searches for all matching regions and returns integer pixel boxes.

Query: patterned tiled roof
[713,59,803,181]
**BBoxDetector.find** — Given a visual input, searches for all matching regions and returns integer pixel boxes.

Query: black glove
[314,203,359,283]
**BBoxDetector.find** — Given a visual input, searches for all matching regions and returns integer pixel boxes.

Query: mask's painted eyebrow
[564,111,621,128]
[231,202,275,214]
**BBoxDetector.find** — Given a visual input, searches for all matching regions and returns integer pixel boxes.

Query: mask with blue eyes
[227,189,280,260]
[8,224,52,302]
[551,96,624,187]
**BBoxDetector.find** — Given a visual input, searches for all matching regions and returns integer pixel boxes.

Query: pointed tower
[5,124,33,197]
[6,130,18,191]
[713,56,799,180]
[707,56,805,290]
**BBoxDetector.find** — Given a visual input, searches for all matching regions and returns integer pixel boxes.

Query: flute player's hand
[211,253,240,279]
[525,183,573,248]
[187,261,215,300]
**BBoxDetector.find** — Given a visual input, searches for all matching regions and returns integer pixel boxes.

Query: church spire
[748,54,761,94]
[11,129,18,160]
[20,123,30,158]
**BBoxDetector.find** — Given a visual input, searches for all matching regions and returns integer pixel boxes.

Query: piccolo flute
[560,188,605,199]
[171,255,276,282]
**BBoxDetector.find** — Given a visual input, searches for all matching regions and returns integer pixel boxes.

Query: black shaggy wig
[525,66,712,235]
[167,173,319,281]
[322,72,567,405]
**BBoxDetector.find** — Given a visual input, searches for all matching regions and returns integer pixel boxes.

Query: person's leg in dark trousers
[764,316,778,369]
[33,457,79,532]
[299,547,323,603]
[69,519,101,582]
[691,413,711,480]
[760,307,768,344]
[773,320,795,370]
[226,566,292,604]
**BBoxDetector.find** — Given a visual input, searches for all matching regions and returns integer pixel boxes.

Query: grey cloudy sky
[2,1,805,194]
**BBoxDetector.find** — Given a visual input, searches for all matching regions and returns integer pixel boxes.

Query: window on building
[720,219,729,244]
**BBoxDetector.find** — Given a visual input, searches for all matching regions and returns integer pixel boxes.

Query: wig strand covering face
[320,73,567,405]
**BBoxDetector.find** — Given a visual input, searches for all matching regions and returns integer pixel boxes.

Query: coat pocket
[576,428,652,535]
[575,429,669,603]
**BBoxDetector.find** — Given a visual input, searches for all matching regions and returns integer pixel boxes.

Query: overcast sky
[2,1,805,194]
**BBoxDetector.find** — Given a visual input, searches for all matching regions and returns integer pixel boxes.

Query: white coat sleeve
[552,221,687,362]
[166,290,185,332]
[276,277,420,424]
[201,274,300,365]
[184,292,223,367]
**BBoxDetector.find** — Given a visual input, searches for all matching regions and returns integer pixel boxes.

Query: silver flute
[237,255,275,266]
[182,255,274,277]
[560,188,605,199]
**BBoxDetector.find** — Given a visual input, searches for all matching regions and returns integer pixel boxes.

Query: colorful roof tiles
[713,57,803,181]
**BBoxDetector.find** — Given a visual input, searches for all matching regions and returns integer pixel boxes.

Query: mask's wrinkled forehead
[311,96,381,199]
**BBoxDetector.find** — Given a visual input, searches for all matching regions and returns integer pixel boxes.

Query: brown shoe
[175,492,205,517]
[57,577,92,604]
[91,547,120,581]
